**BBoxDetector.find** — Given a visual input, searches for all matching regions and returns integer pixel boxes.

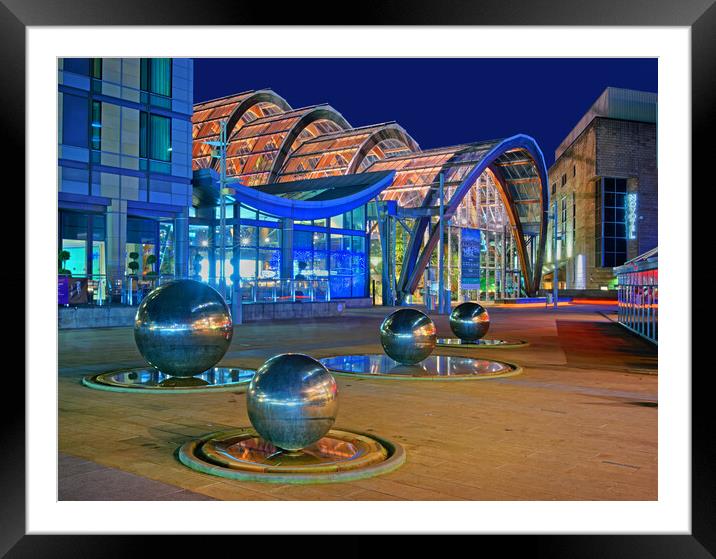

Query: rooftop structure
[192,89,550,301]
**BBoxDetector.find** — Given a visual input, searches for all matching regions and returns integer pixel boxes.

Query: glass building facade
[59,58,193,302]
[191,90,548,303]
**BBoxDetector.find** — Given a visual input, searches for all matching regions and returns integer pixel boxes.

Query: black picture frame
[5,0,706,556]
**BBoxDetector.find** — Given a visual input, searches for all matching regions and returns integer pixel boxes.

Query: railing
[231,278,331,304]
[59,274,330,306]
[616,281,658,344]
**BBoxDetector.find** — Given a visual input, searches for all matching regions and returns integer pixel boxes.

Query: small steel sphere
[246,353,338,452]
[379,308,437,365]
[449,302,490,341]
[134,279,233,377]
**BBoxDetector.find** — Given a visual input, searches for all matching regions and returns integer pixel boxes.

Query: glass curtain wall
[59,210,107,303]
[59,211,107,278]
[294,206,367,298]
[189,202,369,299]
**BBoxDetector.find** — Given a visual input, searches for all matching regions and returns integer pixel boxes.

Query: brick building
[545,87,657,292]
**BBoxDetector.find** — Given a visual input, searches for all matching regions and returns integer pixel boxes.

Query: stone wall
[547,117,657,290]
[595,118,658,257]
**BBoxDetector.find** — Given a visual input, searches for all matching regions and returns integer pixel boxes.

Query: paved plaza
[58,303,657,501]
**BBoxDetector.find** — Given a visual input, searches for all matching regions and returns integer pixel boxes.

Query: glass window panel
[240,205,257,220]
[239,225,257,247]
[258,211,279,223]
[240,248,257,278]
[330,213,344,229]
[61,239,87,276]
[259,227,280,248]
[149,114,171,162]
[158,222,175,275]
[313,252,328,276]
[352,206,366,231]
[189,225,210,247]
[92,215,106,241]
[139,111,148,158]
[190,247,209,281]
[258,249,280,279]
[313,232,327,251]
[293,249,312,278]
[150,58,172,97]
[329,276,352,298]
[294,231,313,250]
[62,93,89,148]
[63,58,90,75]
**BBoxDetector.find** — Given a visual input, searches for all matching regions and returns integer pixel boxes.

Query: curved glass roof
[192,89,549,294]
[277,123,418,182]
[192,90,291,171]
[222,105,350,187]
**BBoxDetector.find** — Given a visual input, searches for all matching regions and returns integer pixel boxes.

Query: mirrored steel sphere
[379,308,437,365]
[246,353,338,452]
[134,279,233,377]
[449,302,490,341]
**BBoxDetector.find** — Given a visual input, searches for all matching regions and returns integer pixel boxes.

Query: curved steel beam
[399,134,549,297]
[204,90,292,172]
[347,123,420,175]
[266,106,352,184]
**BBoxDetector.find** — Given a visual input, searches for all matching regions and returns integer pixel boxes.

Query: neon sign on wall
[625,193,638,240]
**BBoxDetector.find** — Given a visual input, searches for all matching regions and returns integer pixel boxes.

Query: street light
[203,120,242,324]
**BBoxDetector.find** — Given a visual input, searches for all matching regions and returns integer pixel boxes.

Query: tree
[58,250,72,276]
[127,252,140,276]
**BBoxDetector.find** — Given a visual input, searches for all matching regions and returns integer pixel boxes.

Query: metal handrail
[58,274,332,306]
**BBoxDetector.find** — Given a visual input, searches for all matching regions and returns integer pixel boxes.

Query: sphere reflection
[379,308,436,365]
[134,279,233,377]
[449,302,490,341]
[246,353,338,452]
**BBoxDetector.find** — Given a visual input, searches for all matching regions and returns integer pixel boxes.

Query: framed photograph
[8,0,706,555]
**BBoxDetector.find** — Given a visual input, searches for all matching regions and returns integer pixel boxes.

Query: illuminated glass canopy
[192,89,549,295]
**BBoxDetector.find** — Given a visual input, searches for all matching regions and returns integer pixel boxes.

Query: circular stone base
[436,337,529,349]
[82,367,255,393]
[319,354,521,380]
[178,428,405,483]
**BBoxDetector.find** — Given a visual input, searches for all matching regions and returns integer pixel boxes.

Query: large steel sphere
[246,353,338,452]
[449,302,490,341]
[379,308,437,365]
[134,279,233,377]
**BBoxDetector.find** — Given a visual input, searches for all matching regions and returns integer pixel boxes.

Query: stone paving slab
[58,303,657,501]
[58,453,216,501]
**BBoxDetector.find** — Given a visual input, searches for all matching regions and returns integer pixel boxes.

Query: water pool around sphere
[319,354,521,380]
[82,367,255,393]
[436,337,529,349]
[178,427,406,483]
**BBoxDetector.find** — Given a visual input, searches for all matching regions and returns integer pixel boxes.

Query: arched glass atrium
[191,90,548,303]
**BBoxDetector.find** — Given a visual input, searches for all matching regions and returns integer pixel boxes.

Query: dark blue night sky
[193,58,657,166]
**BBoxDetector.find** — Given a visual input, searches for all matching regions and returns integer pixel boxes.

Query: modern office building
[58,58,194,301]
[191,90,549,305]
[545,87,657,292]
